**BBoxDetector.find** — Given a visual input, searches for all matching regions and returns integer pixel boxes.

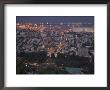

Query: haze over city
[16,16,94,25]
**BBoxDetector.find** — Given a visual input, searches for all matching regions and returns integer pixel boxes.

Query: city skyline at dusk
[16,16,94,74]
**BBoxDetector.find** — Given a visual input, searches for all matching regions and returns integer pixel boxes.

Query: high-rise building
[77,47,89,57]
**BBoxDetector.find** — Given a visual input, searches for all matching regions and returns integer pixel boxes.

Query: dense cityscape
[16,16,94,74]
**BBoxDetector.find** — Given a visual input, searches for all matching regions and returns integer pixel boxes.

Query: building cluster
[16,22,94,32]
[16,23,94,58]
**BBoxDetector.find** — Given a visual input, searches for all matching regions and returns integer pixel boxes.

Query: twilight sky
[16,16,94,24]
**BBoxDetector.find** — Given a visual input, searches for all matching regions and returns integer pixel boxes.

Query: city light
[16,17,94,74]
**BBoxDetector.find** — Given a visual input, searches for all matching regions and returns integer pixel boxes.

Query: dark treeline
[17,51,94,74]
[17,51,47,63]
